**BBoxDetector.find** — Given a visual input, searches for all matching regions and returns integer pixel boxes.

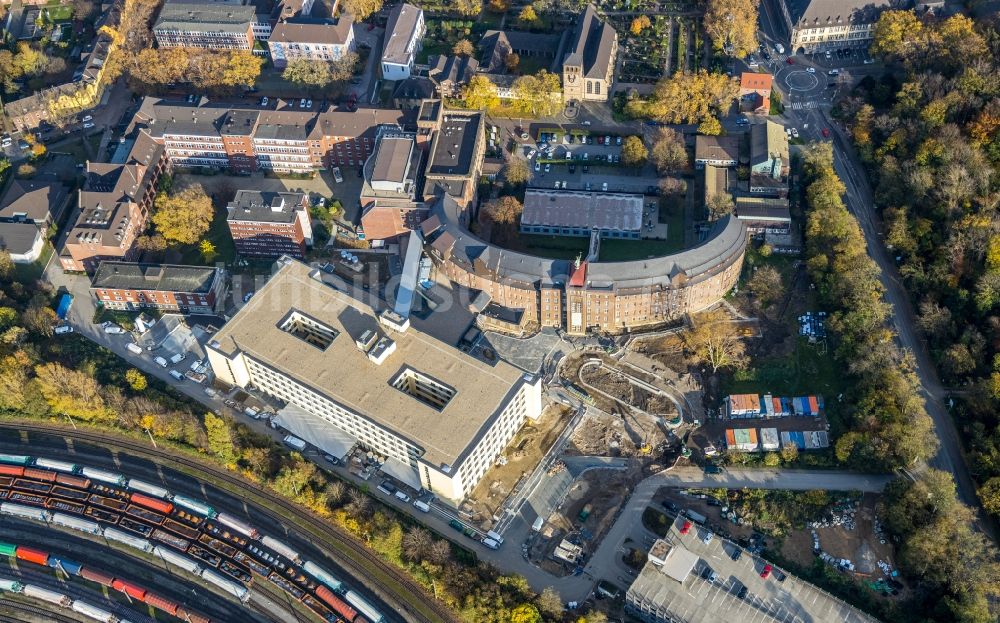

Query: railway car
[7,492,47,506]
[129,492,173,515]
[47,556,83,576]
[55,473,92,489]
[0,542,16,558]
[201,568,250,602]
[112,578,148,601]
[345,590,385,623]
[315,585,358,622]
[126,479,170,499]
[33,458,77,473]
[103,527,153,552]
[151,528,189,551]
[51,513,101,535]
[14,546,49,566]
[0,502,52,521]
[22,467,57,482]
[143,592,180,616]
[71,599,117,623]
[153,545,203,575]
[80,567,115,587]
[261,536,302,564]
[51,485,90,500]
[0,464,24,477]
[0,454,31,465]
[214,513,259,539]
[173,495,216,518]
[81,467,127,486]
[0,578,23,592]
[176,607,212,623]
[23,584,71,607]
[45,496,86,514]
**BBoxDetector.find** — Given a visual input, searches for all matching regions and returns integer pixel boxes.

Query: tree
[72,0,94,21]
[222,51,264,87]
[502,158,532,185]
[152,185,214,245]
[16,164,36,178]
[577,613,608,623]
[706,192,734,220]
[22,304,56,336]
[979,478,1000,516]
[505,52,520,72]
[763,452,780,467]
[518,5,538,25]
[621,135,648,167]
[136,234,167,253]
[658,176,686,195]
[35,362,110,422]
[0,250,13,282]
[628,71,739,124]
[452,39,474,57]
[283,58,332,89]
[747,265,784,312]
[698,115,723,136]
[511,71,562,116]
[205,412,237,465]
[780,443,798,463]
[704,0,759,58]
[125,369,147,392]
[510,604,542,623]
[488,0,509,11]
[0,158,10,179]
[651,127,688,173]
[630,15,651,36]
[683,308,748,372]
[462,75,500,110]
[871,9,923,59]
[198,240,217,264]
[453,0,481,16]
[330,52,360,82]
[342,0,382,19]
[402,526,433,562]
[483,196,523,225]
[537,587,562,617]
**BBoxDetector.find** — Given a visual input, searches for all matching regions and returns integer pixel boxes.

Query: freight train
[0,541,212,623]
[0,453,386,623]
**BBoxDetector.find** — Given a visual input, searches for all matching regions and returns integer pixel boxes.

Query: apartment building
[694,135,740,168]
[60,133,170,272]
[422,110,486,211]
[381,3,424,80]
[226,190,312,257]
[138,98,409,173]
[268,17,355,68]
[90,262,226,314]
[561,4,618,103]
[206,257,542,503]
[780,0,890,53]
[153,0,257,50]
[750,121,789,179]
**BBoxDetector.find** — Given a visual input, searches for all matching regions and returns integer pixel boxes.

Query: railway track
[0,597,80,623]
[0,422,459,623]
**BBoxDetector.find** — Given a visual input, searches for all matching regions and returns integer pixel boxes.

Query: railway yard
[0,452,387,623]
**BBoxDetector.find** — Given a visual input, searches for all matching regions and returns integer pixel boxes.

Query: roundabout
[784,69,820,92]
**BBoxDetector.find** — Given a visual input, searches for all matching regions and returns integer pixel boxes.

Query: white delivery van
[244,406,260,419]
[486,530,504,545]
[154,356,169,367]
[168,370,184,381]
[413,500,431,513]
[283,435,307,451]
[481,538,499,550]
[169,353,186,365]
[126,343,143,355]
[394,491,411,503]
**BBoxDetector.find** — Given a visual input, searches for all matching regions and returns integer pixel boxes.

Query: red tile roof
[740,72,773,92]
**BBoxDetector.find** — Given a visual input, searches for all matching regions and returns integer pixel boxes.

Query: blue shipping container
[48,557,82,576]
[55,294,73,321]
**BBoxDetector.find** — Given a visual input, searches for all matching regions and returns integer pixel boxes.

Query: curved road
[0,422,457,623]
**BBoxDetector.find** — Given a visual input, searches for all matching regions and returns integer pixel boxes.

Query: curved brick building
[421,195,748,335]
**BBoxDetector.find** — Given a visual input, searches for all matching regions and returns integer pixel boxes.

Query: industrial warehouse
[205,257,542,503]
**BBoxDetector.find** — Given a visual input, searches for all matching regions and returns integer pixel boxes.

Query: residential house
[393,77,436,112]
[268,17,355,68]
[739,73,772,114]
[60,133,169,272]
[750,121,789,179]
[694,135,740,168]
[153,0,256,50]
[381,3,424,80]
[427,55,479,98]
[561,5,618,102]
[226,190,312,258]
[779,0,890,54]
[90,262,227,314]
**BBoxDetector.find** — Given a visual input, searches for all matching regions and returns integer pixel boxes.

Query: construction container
[760,428,780,451]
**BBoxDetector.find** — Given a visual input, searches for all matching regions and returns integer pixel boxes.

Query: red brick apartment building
[137,98,409,174]
[226,190,312,257]
[90,262,226,314]
[60,133,170,272]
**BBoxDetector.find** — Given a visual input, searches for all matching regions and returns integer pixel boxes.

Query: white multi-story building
[268,18,355,69]
[779,0,890,54]
[380,3,424,80]
[206,257,543,503]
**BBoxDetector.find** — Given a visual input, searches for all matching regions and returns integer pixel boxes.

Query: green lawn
[43,5,73,21]
[722,337,841,398]
[518,231,686,262]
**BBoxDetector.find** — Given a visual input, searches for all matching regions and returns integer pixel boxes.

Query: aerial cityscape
[0,0,996,621]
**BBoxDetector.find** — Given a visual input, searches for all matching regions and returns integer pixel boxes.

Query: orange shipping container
[808,396,820,414]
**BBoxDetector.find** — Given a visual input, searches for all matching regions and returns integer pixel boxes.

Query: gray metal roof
[0,222,43,255]
[563,5,617,79]
[521,189,643,232]
[154,1,256,32]
[227,190,306,223]
[785,0,890,27]
[91,262,221,294]
[382,3,422,66]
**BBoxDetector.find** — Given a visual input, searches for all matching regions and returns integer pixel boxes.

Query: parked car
[601,182,608,191]
[260,96,269,107]
[806,67,815,73]
[54,325,74,335]
[822,128,831,138]
[332,167,343,183]
[82,122,95,129]
[680,520,692,535]
[730,548,743,561]
[761,564,773,579]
